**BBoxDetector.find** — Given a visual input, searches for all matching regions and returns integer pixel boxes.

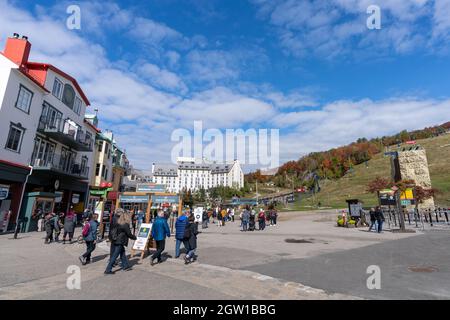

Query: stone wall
[397,148,435,209]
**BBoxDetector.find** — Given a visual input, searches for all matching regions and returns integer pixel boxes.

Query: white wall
[0,58,45,166]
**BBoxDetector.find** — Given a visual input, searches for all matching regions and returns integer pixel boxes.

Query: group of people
[239,205,278,232]
[42,206,77,244]
[197,205,278,233]
[368,206,385,233]
[92,207,199,274]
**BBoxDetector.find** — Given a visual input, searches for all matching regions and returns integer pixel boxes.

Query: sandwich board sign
[132,223,152,251]
[194,207,203,223]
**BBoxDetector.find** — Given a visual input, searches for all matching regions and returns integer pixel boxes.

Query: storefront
[19,170,89,231]
[0,160,30,233]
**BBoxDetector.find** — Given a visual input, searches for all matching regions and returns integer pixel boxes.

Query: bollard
[428,211,433,226]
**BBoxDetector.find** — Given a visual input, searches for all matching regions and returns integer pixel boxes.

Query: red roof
[84,119,101,133]
[26,62,90,106]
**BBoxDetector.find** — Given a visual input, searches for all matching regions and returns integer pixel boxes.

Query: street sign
[401,200,411,206]
[151,195,179,204]
[136,183,166,193]
[119,195,150,203]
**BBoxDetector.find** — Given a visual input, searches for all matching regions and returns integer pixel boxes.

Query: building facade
[152,158,244,193]
[0,34,94,231]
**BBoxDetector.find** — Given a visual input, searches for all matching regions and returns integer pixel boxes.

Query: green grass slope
[290,133,450,210]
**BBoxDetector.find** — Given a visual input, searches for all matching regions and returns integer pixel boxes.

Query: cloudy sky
[1,0,450,172]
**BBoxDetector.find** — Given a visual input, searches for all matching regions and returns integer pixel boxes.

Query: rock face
[397,148,435,209]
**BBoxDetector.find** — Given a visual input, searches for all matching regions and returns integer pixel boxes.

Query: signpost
[131,223,153,262]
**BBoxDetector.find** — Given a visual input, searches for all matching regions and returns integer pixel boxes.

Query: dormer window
[52,78,63,99]
[62,84,75,109]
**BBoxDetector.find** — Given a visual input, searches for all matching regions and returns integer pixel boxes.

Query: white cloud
[277,97,450,162]
[251,0,437,58]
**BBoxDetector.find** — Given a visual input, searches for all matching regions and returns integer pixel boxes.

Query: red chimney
[3,34,31,67]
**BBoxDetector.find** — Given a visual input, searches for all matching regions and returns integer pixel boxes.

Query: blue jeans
[377,220,383,233]
[105,244,129,272]
[242,221,248,231]
[175,239,186,258]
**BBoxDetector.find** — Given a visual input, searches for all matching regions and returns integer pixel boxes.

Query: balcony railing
[31,153,89,179]
[38,116,93,152]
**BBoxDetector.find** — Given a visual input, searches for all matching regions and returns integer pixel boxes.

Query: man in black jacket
[374,206,385,233]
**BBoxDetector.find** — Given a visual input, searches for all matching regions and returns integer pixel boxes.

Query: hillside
[283,133,450,210]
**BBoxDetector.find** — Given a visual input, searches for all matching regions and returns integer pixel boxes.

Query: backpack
[109,224,120,242]
[82,222,90,237]
[183,223,191,239]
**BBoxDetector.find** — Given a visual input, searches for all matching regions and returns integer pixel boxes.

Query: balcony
[38,116,93,152]
[32,154,90,180]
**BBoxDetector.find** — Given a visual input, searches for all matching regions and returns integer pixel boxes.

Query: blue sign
[136,184,166,193]
[151,195,179,204]
[119,195,150,203]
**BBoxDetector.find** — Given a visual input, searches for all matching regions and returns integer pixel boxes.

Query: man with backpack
[175,211,190,258]
[79,214,99,265]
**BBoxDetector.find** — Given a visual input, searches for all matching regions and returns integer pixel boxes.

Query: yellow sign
[400,188,414,200]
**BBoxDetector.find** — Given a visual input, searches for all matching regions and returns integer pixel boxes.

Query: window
[31,137,55,166]
[74,97,82,115]
[62,84,75,109]
[101,165,106,179]
[104,168,109,180]
[104,143,109,157]
[96,163,101,176]
[5,123,25,152]
[98,141,103,152]
[15,85,33,113]
[52,78,63,99]
[41,102,62,129]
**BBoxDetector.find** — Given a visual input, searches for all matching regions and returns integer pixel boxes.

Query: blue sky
[1,0,450,171]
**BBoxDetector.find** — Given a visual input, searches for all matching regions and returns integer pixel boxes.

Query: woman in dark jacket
[104,212,136,274]
[63,207,76,244]
[184,215,199,264]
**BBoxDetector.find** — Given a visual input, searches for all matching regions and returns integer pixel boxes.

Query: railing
[38,116,93,150]
[32,153,89,179]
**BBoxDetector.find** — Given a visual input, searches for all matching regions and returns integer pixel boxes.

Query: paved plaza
[1,210,449,300]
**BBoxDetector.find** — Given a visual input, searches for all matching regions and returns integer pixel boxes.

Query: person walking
[108,208,123,268]
[221,207,227,226]
[217,207,223,227]
[184,214,199,264]
[150,210,171,265]
[202,210,208,229]
[241,206,250,232]
[231,208,235,222]
[79,214,99,265]
[368,208,377,232]
[44,212,55,244]
[175,211,189,258]
[104,212,136,274]
[63,208,76,244]
[54,212,64,242]
[258,209,266,230]
[375,206,385,233]
[270,207,278,226]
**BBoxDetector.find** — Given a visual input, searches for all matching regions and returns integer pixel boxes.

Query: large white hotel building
[151,157,244,193]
